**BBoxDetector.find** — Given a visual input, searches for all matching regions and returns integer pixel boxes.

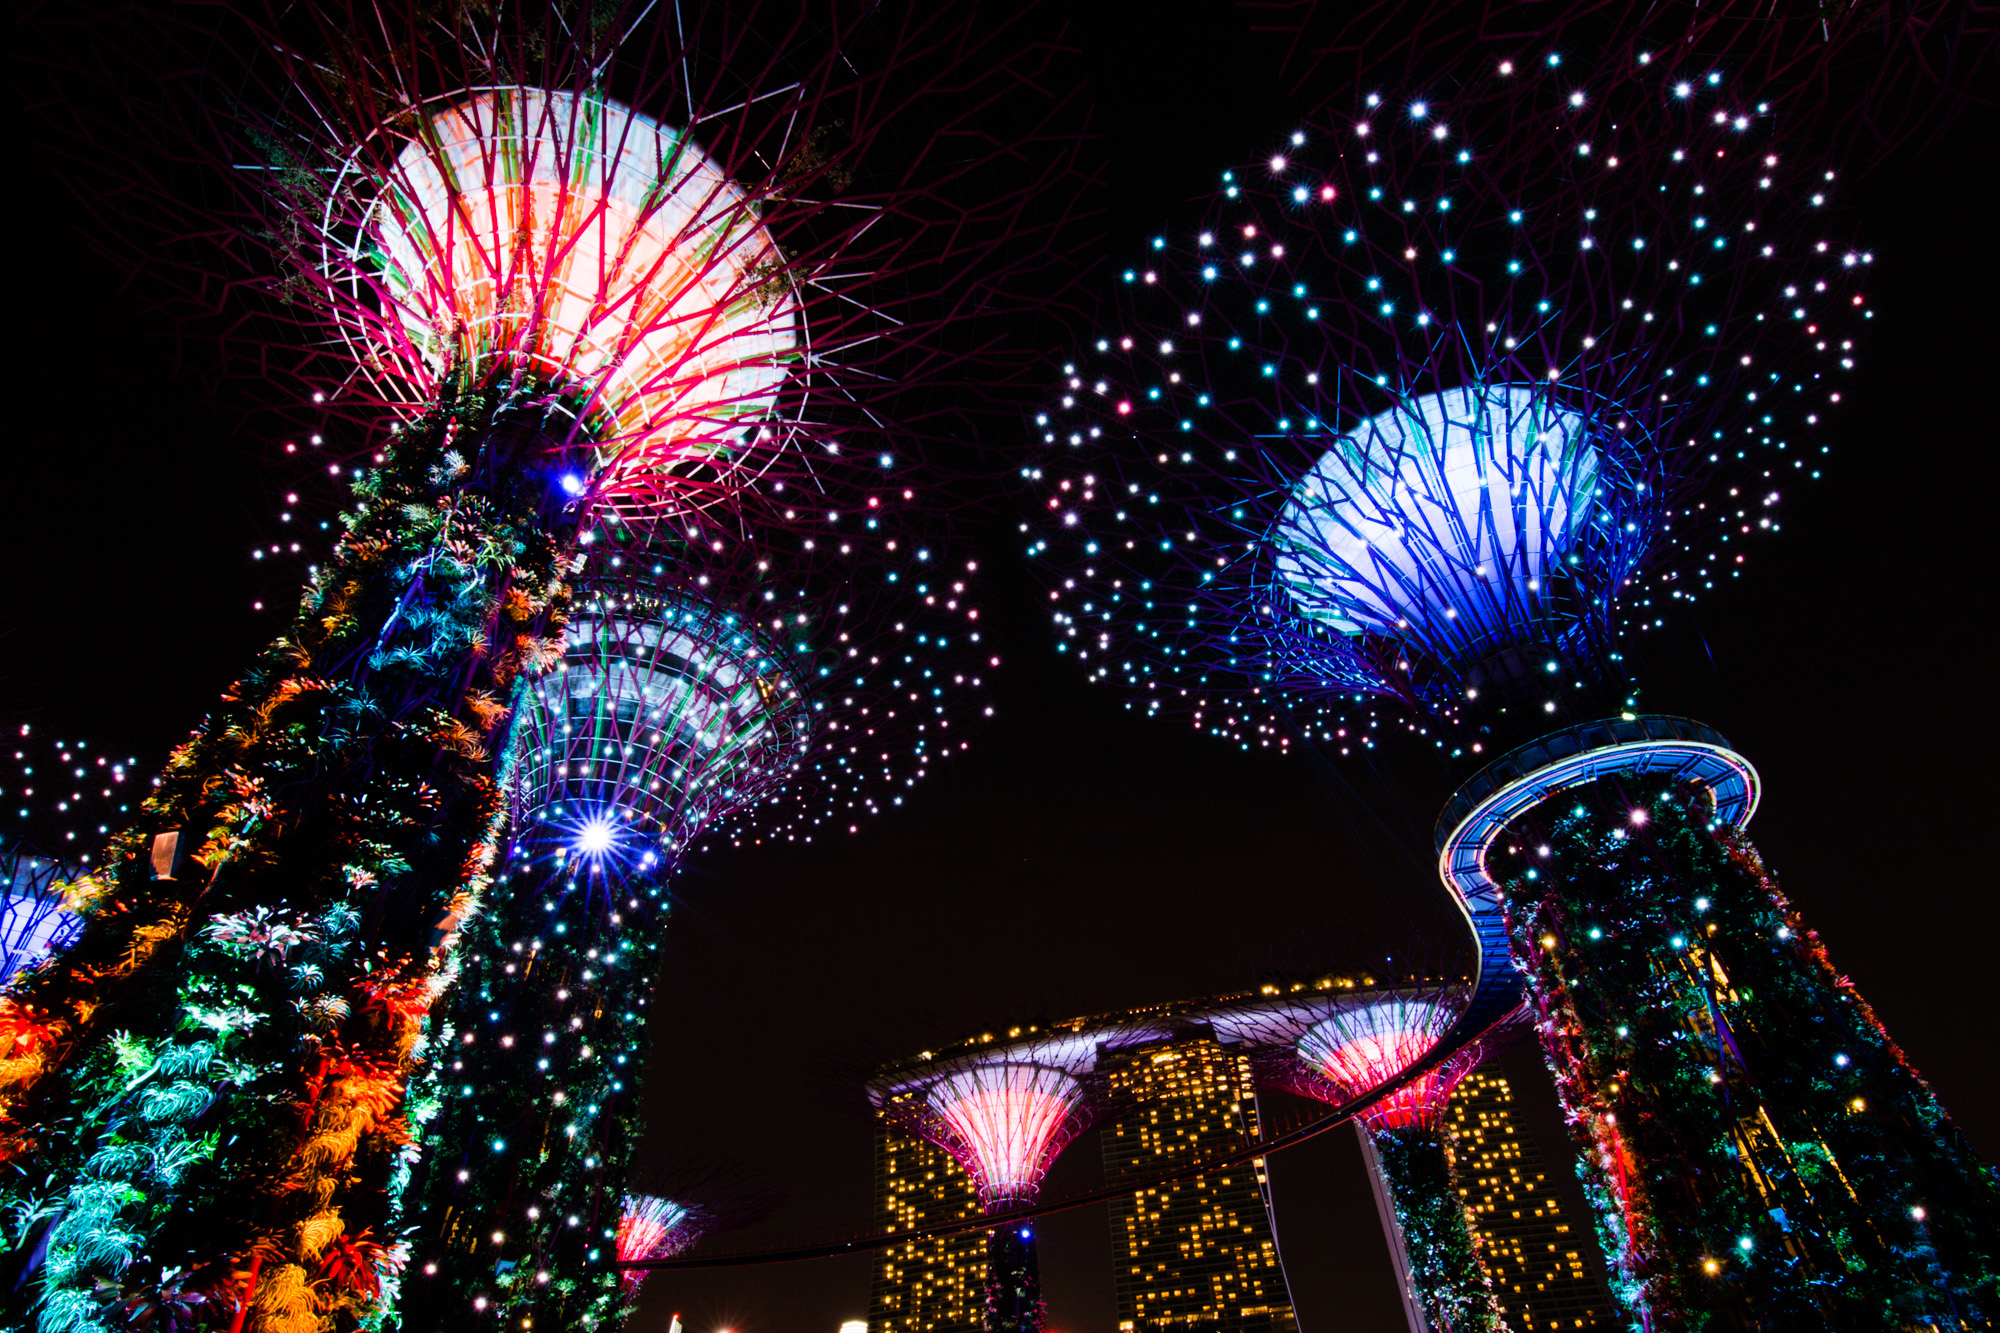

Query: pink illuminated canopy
[360,87,798,510]
[616,1194,700,1287]
[1296,999,1471,1131]
[926,1063,1086,1209]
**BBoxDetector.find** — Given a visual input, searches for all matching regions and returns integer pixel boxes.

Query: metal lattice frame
[872,1038,1100,1212]
[511,589,812,866]
[0,852,81,988]
[322,84,805,518]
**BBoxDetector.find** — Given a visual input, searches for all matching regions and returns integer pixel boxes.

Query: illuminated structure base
[1357,1122,1505,1333]
[1440,719,2000,1329]
[400,857,670,1330]
[984,1222,1045,1333]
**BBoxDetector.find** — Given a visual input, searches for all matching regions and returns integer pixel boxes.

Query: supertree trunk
[1365,1124,1507,1333]
[395,859,668,1329]
[984,1223,1046,1333]
[0,390,581,1325]
[1489,778,2000,1329]
[0,385,584,1329]
[397,526,982,1325]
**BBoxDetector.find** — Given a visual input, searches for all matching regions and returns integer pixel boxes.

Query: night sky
[6,4,1995,1333]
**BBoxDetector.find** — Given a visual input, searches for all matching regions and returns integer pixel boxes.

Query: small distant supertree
[1281,992,1509,1333]
[873,1044,1098,1333]
[401,546,986,1330]
[2,2,1072,1329]
[616,1196,709,1283]
[1023,24,1998,1331]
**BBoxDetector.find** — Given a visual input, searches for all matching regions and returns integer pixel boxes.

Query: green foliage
[4,378,591,1328]
[1374,1126,1506,1333]
[1492,783,2000,1330]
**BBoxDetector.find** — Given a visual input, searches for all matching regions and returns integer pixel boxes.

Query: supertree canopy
[1028,53,1867,757]
[510,595,814,863]
[1293,996,1481,1133]
[1024,26,2000,1331]
[331,85,798,515]
[924,1063,1090,1211]
[1,2,1070,1329]
[614,1195,707,1283]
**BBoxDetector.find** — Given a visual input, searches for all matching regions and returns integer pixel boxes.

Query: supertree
[871,1040,1099,1333]
[399,541,986,1330]
[614,1196,708,1281]
[1021,25,1999,1331]
[860,976,1521,1333]
[1,2,1075,1328]
[1273,989,1511,1333]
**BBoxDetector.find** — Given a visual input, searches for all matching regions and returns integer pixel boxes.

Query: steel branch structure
[874,1036,1099,1333]
[1027,45,1867,758]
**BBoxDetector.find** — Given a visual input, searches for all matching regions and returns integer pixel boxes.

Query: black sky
[5,3,1995,1332]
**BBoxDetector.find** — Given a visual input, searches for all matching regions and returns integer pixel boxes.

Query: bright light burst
[574,817,618,857]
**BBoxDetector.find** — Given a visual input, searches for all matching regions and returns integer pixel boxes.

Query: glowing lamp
[365,88,798,508]
[575,818,617,856]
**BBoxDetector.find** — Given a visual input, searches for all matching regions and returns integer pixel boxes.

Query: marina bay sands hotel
[863,977,1609,1333]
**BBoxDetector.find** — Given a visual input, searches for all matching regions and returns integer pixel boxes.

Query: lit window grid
[1101,1038,1299,1333]
[1447,1068,1608,1329]
[869,1129,986,1333]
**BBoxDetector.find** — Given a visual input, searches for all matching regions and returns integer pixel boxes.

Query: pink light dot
[1116,402,1132,415]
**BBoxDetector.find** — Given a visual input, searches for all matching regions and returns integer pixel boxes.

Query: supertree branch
[1256,0,1997,177]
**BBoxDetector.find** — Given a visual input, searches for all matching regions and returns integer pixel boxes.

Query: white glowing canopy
[1268,385,1601,656]
[369,88,799,502]
[927,1063,1086,1209]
